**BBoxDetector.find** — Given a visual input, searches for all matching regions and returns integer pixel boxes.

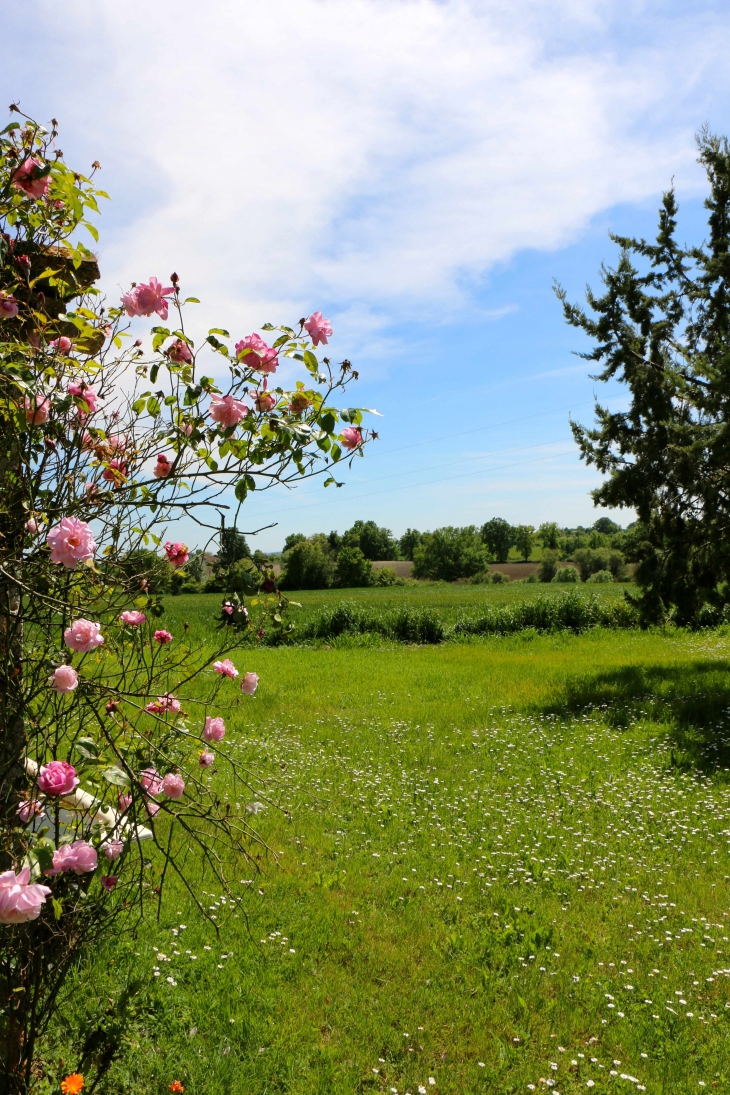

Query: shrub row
[261,591,639,644]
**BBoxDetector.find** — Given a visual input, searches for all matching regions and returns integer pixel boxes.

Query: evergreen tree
[558,130,730,624]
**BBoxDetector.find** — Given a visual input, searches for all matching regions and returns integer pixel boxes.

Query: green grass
[46,604,730,1095]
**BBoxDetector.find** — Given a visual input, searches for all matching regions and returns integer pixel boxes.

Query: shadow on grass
[543,659,730,774]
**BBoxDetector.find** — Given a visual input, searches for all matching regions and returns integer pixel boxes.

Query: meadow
[51,585,730,1095]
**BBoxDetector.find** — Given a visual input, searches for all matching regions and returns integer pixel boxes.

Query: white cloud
[9,0,730,341]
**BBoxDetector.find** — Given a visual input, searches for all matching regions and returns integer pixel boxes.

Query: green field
[50,588,730,1094]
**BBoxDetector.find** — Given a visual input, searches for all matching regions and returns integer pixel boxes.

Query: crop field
[51,590,730,1095]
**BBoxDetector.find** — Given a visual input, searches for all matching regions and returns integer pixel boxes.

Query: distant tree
[538,522,561,550]
[413,526,488,582]
[480,518,514,562]
[280,539,335,589]
[513,524,535,561]
[538,549,560,582]
[343,519,398,560]
[399,528,423,561]
[593,517,620,535]
[283,532,307,552]
[327,529,343,554]
[218,527,249,567]
[119,548,172,594]
[336,546,374,587]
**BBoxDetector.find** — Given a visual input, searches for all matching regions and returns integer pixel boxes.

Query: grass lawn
[50,599,730,1095]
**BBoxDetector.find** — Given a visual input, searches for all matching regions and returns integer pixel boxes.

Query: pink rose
[120,610,146,627]
[16,799,43,824]
[118,793,132,812]
[240,672,259,695]
[46,840,98,876]
[81,430,95,452]
[199,751,215,768]
[168,339,193,364]
[139,767,163,795]
[161,773,185,800]
[108,434,127,452]
[304,311,333,347]
[121,277,174,320]
[25,518,40,535]
[164,541,189,568]
[222,603,234,616]
[12,157,51,200]
[235,334,278,374]
[0,292,19,320]
[24,394,50,425]
[341,426,363,451]
[145,693,181,715]
[68,382,99,414]
[254,389,277,412]
[146,799,161,817]
[154,629,173,644]
[38,760,79,796]
[64,618,104,653]
[203,716,226,743]
[153,453,173,478]
[209,395,248,429]
[0,866,51,925]
[50,665,79,694]
[101,876,118,891]
[103,840,124,862]
[49,336,73,354]
[213,659,238,679]
[47,517,96,569]
[102,457,128,486]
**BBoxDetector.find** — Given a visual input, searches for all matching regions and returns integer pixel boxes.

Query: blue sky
[5,0,730,551]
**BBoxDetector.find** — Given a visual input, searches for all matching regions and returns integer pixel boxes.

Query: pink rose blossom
[49,336,73,354]
[168,339,193,364]
[50,665,79,694]
[222,603,234,616]
[341,426,363,451]
[154,629,173,644]
[153,453,173,478]
[304,311,333,347]
[235,333,278,374]
[0,866,51,924]
[101,876,118,891]
[121,277,174,320]
[108,434,127,452]
[209,394,248,429]
[164,541,189,568]
[139,767,163,796]
[145,693,181,715]
[12,157,51,199]
[81,430,95,451]
[24,394,50,426]
[145,799,161,817]
[38,760,79,796]
[0,292,19,320]
[199,751,215,768]
[103,840,124,862]
[46,840,98,876]
[102,457,128,487]
[25,517,40,535]
[161,773,185,800]
[240,672,259,695]
[48,517,96,569]
[203,716,226,743]
[64,618,104,653]
[16,799,43,824]
[68,382,99,414]
[118,793,132,812]
[213,659,238,679]
[120,610,146,627]
[254,389,277,412]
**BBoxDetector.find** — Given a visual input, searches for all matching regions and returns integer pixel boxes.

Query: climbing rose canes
[0,109,373,1093]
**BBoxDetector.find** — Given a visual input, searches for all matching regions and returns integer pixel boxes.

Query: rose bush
[0,108,372,1093]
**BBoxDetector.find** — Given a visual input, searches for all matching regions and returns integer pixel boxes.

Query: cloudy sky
[5,0,730,550]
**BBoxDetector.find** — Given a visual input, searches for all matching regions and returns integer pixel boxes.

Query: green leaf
[235,479,248,503]
[73,737,100,761]
[320,411,336,434]
[85,223,99,242]
[147,396,161,418]
[52,898,63,921]
[150,363,160,384]
[303,350,319,372]
[102,767,131,788]
[208,328,230,337]
[132,397,146,416]
[151,326,170,352]
[184,297,200,304]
